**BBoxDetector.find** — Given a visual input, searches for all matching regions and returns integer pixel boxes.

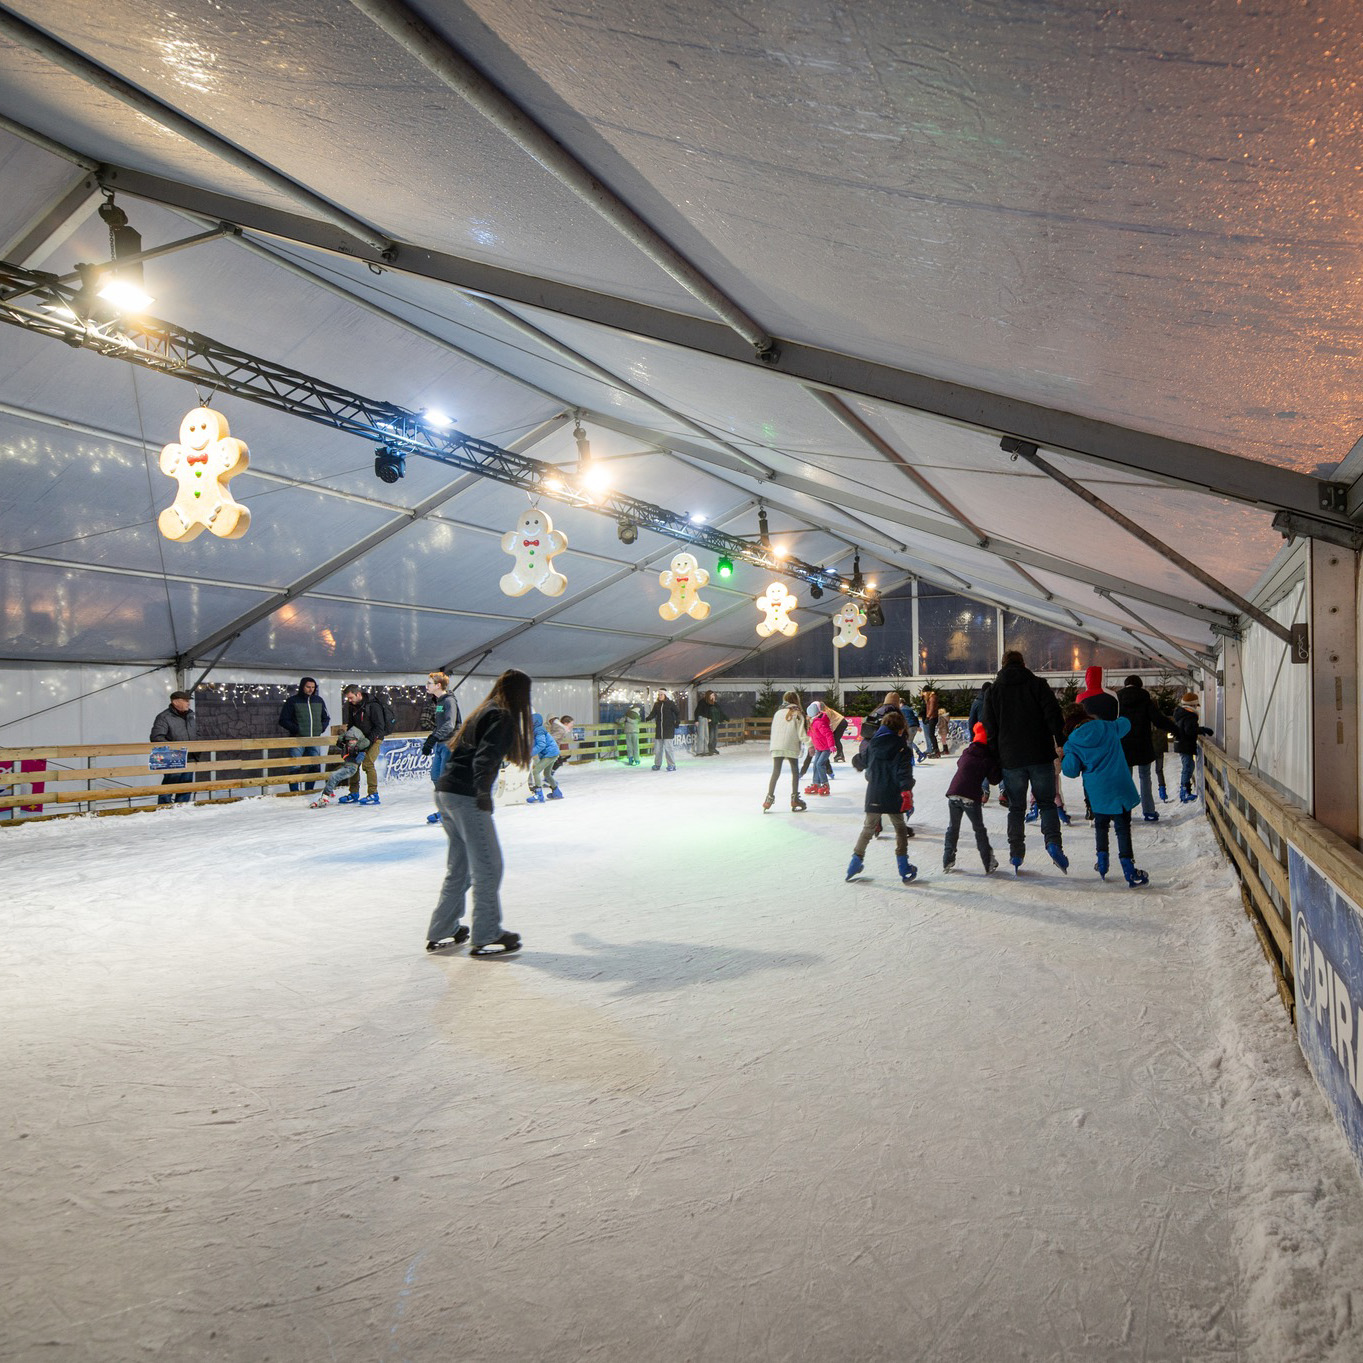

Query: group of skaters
[762,655,1213,891]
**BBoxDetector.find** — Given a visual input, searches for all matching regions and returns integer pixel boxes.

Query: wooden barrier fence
[1201,736,1363,1025]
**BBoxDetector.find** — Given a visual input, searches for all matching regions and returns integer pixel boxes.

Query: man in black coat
[645,690,680,771]
[1116,676,1177,821]
[982,651,1067,871]
[278,676,330,793]
[339,684,387,803]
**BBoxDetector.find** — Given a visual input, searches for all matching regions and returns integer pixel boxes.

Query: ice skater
[526,711,561,802]
[1171,692,1213,801]
[845,710,917,884]
[427,669,534,957]
[763,690,807,812]
[421,671,459,824]
[943,723,1001,874]
[310,725,372,807]
[1060,689,1149,887]
[804,701,836,796]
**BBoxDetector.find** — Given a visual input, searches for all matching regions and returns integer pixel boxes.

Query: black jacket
[344,695,387,746]
[1170,706,1212,755]
[696,698,727,724]
[435,706,515,797]
[645,697,680,739]
[861,725,914,814]
[982,661,1063,768]
[1116,683,1174,767]
[279,679,329,739]
[150,705,196,745]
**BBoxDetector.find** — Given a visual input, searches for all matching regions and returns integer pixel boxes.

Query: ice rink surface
[4,745,1362,1362]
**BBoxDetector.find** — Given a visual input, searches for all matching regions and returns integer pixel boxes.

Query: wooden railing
[1201,737,1363,1025]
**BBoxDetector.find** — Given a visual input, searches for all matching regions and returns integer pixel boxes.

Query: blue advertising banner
[1289,845,1363,1179]
[149,746,187,771]
[378,738,432,784]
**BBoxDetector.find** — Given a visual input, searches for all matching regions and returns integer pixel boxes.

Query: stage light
[584,463,611,492]
[865,595,885,627]
[542,475,564,492]
[850,552,865,594]
[717,555,734,579]
[758,507,771,548]
[95,194,153,312]
[617,517,638,545]
[424,408,453,429]
[810,583,824,600]
[374,444,406,483]
[690,512,706,524]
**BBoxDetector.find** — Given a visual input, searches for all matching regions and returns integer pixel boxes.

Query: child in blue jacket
[846,711,918,885]
[1060,692,1149,887]
[527,712,561,803]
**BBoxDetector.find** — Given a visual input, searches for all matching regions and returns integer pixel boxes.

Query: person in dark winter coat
[982,651,1067,871]
[646,690,680,770]
[428,669,535,957]
[149,690,198,805]
[695,690,727,755]
[1116,676,1176,821]
[846,711,918,884]
[1062,709,1149,886]
[944,723,1001,873]
[421,672,460,823]
[339,684,387,804]
[1171,692,1213,801]
[278,676,330,793]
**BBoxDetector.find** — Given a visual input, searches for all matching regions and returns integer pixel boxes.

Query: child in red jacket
[805,702,836,796]
[944,723,1002,873]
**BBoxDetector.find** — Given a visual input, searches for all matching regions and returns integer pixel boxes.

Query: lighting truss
[0,258,870,600]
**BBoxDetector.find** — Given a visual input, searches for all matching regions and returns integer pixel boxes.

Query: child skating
[1059,693,1149,887]
[943,723,1001,874]
[310,726,371,807]
[526,712,561,802]
[846,710,917,884]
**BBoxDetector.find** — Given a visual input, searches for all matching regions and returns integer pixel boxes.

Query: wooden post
[1221,638,1243,762]
[1310,540,1360,845]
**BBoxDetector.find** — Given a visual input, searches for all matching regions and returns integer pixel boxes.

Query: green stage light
[717,555,734,579]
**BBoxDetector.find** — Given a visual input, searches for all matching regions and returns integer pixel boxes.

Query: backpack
[373,696,396,737]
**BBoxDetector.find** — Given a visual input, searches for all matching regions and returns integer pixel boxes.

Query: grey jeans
[428,792,505,946]
[529,755,558,790]
[652,737,676,769]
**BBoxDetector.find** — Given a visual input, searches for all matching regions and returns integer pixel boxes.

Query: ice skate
[984,855,999,874]
[1046,842,1069,873]
[425,927,469,952]
[1143,811,1160,822]
[1024,804,1039,824]
[1158,781,1168,802]
[790,794,807,812]
[897,854,918,884]
[1119,857,1149,888]
[336,792,359,804]
[547,788,563,800]
[426,811,441,824]
[845,854,864,882]
[1056,807,1071,825]
[1011,856,1024,875]
[762,794,774,812]
[470,930,521,958]
[1094,850,1109,880]
[310,793,333,808]
[942,857,956,873]
[358,793,380,806]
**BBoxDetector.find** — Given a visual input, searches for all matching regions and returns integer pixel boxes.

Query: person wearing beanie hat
[1116,675,1178,821]
[805,702,836,795]
[982,650,1069,873]
[943,723,1003,873]
[764,691,808,811]
[1171,691,1213,801]
[1061,700,1149,887]
[845,709,918,884]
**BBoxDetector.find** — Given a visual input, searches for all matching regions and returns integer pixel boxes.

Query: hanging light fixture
[617,517,638,545]
[717,555,734,579]
[374,444,406,483]
[864,594,885,627]
[95,192,153,313]
[757,506,771,550]
[850,552,865,594]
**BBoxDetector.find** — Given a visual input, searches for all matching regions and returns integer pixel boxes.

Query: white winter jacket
[768,705,806,759]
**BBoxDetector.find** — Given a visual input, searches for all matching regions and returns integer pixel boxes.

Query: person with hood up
[1171,691,1213,801]
[421,672,460,824]
[1061,686,1149,887]
[526,712,561,802]
[278,676,330,793]
[310,725,371,807]
[845,710,918,884]
[646,690,679,771]
[982,650,1068,873]
[1116,674,1177,822]
[763,691,807,812]
[944,723,1002,874]
[620,701,644,765]
[804,701,836,796]
[428,669,534,957]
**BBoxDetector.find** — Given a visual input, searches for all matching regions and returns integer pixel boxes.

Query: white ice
[3,744,1362,1362]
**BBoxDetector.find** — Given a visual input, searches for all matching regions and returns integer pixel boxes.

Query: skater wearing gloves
[763,691,807,812]
[1060,688,1149,887]
[1171,692,1213,801]
[526,712,561,802]
[845,711,917,884]
[943,723,1001,874]
[310,726,371,807]
[621,701,644,765]
[427,668,534,958]
[1117,675,1176,822]
[805,701,836,796]
[421,672,459,824]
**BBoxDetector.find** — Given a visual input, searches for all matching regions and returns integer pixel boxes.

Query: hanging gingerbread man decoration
[755,581,799,637]
[658,551,711,621]
[832,600,868,648]
[500,507,568,597]
[158,407,250,541]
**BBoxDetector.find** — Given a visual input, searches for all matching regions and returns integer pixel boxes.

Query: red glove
[900,790,914,814]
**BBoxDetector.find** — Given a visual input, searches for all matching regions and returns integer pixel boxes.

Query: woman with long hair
[427,669,534,957]
[763,690,808,813]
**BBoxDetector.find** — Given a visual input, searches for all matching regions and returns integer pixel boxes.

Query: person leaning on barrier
[278,676,329,793]
[149,690,198,806]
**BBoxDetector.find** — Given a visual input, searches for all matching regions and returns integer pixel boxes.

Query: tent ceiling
[1,1,1347,679]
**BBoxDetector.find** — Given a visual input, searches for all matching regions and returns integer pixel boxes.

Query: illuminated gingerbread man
[832,600,868,648]
[499,508,567,597]
[755,581,799,637]
[158,407,250,541]
[658,552,711,621]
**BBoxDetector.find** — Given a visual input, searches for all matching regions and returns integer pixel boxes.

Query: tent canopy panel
[478,621,658,677]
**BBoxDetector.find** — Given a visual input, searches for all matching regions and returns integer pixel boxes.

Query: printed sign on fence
[149,746,187,771]
[379,738,431,784]
[1290,845,1363,1179]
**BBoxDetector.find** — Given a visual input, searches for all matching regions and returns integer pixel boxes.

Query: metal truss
[0,258,867,601]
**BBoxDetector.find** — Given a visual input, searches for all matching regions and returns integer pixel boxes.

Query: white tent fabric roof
[1,1,1352,678]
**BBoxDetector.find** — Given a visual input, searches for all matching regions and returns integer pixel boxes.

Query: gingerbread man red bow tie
[523,538,540,547]
[186,451,208,466]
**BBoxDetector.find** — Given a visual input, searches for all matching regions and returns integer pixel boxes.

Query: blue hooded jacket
[531,712,560,760]
[1061,716,1139,815]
